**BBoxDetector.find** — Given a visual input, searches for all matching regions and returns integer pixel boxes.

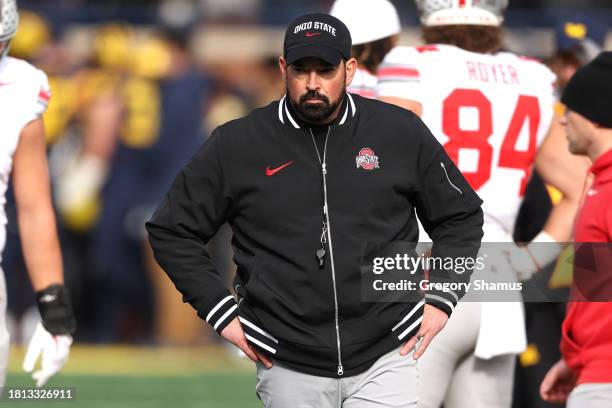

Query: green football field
[3,345,261,408]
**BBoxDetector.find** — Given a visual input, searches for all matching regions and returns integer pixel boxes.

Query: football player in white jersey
[330,0,401,98]
[0,0,75,388]
[377,1,586,407]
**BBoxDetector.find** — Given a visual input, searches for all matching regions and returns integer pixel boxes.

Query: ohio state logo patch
[355,148,380,171]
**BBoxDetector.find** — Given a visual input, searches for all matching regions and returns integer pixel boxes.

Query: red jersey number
[442,89,540,196]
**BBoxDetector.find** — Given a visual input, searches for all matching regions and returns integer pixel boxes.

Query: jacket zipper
[440,162,463,195]
[310,127,344,376]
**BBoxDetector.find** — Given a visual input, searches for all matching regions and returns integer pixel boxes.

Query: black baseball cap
[283,13,352,66]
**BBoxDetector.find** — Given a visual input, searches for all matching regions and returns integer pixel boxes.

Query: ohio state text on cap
[284,13,352,66]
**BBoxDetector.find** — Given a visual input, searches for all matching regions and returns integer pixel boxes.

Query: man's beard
[287,84,345,124]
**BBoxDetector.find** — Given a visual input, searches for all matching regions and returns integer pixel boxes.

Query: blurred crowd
[14,0,612,27]
[2,1,609,352]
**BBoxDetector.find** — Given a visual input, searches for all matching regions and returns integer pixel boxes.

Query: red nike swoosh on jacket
[266,161,294,176]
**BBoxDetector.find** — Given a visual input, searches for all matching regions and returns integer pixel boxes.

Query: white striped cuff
[425,292,456,316]
[205,295,238,334]
[240,317,278,355]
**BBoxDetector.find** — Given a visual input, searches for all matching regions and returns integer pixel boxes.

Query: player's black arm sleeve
[411,115,484,316]
[145,129,237,334]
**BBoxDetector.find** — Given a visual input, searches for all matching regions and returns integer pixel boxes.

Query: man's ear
[345,57,357,87]
[279,56,287,82]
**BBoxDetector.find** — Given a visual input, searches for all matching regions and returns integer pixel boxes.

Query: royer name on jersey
[377,44,556,240]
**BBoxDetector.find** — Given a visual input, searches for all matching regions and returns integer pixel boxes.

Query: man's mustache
[300,91,329,104]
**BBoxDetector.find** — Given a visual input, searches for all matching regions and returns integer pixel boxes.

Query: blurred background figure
[2,8,82,346]
[330,0,401,98]
[375,1,595,407]
[86,21,215,343]
[548,17,607,92]
[512,15,606,408]
[540,51,612,408]
[0,0,76,388]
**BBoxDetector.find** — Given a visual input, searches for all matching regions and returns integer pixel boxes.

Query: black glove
[36,284,77,335]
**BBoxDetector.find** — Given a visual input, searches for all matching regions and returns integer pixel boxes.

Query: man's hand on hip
[221,317,273,368]
[400,304,448,360]
[540,358,577,403]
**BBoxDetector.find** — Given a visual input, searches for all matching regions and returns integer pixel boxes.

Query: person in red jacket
[540,51,612,407]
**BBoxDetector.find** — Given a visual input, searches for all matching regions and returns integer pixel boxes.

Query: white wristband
[526,231,563,269]
[532,231,558,243]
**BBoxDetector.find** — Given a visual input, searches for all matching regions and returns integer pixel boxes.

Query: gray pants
[256,345,418,407]
[418,302,515,408]
[567,383,612,408]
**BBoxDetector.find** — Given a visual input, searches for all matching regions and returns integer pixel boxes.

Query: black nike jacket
[146,93,484,378]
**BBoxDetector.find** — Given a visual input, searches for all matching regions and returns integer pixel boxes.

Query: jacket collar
[278,92,356,129]
[591,148,612,184]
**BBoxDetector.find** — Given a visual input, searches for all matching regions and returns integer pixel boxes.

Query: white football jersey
[0,57,51,253]
[378,44,556,240]
[348,67,378,99]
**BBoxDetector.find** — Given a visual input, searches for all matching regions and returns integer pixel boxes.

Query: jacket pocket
[391,300,424,342]
[233,248,259,301]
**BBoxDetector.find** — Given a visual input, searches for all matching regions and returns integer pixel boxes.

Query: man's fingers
[23,329,44,372]
[552,387,571,403]
[413,333,432,360]
[221,320,271,367]
[547,391,567,404]
[253,349,273,369]
[234,340,273,369]
[539,375,554,400]
[237,340,260,363]
[23,346,41,373]
[540,379,570,402]
[540,366,560,401]
[400,336,418,356]
[32,370,50,388]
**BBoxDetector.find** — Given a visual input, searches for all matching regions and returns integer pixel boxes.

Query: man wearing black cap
[549,17,607,92]
[147,13,484,407]
[540,52,612,408]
